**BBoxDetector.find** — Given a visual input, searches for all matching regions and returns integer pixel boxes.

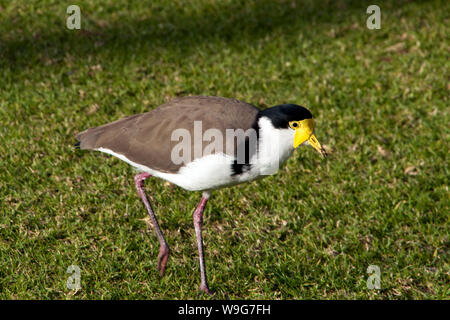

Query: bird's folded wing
[76,96,260,173]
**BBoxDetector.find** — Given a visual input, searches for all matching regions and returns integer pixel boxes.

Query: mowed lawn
[0,0,448,299]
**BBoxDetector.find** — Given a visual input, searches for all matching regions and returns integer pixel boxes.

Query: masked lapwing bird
[75,95,327,294]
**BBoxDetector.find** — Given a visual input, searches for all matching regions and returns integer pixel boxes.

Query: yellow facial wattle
[290,118,327,157]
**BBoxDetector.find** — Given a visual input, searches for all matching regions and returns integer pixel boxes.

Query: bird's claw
[157,245,170,276]
[200,284,215,296]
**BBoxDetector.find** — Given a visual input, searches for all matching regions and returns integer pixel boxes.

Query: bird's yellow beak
[293,118,327,157]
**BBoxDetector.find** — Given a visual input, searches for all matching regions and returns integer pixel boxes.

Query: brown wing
[76,96,260,173]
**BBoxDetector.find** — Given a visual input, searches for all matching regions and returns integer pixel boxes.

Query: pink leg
[134,172,170,276]
[193,192,213,295]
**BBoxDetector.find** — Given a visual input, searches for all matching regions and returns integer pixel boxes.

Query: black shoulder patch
[231,162,252,176]
[230,116,260,176]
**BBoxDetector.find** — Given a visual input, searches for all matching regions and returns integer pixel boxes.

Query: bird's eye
[289,121,299,129]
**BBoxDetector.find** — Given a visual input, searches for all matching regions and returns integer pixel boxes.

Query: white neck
[250,117,295,176]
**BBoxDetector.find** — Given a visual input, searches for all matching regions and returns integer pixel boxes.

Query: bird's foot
[157,245,170,276]
[199,284,215,296]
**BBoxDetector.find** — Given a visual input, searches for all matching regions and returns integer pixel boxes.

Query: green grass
[0,0,448,299]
